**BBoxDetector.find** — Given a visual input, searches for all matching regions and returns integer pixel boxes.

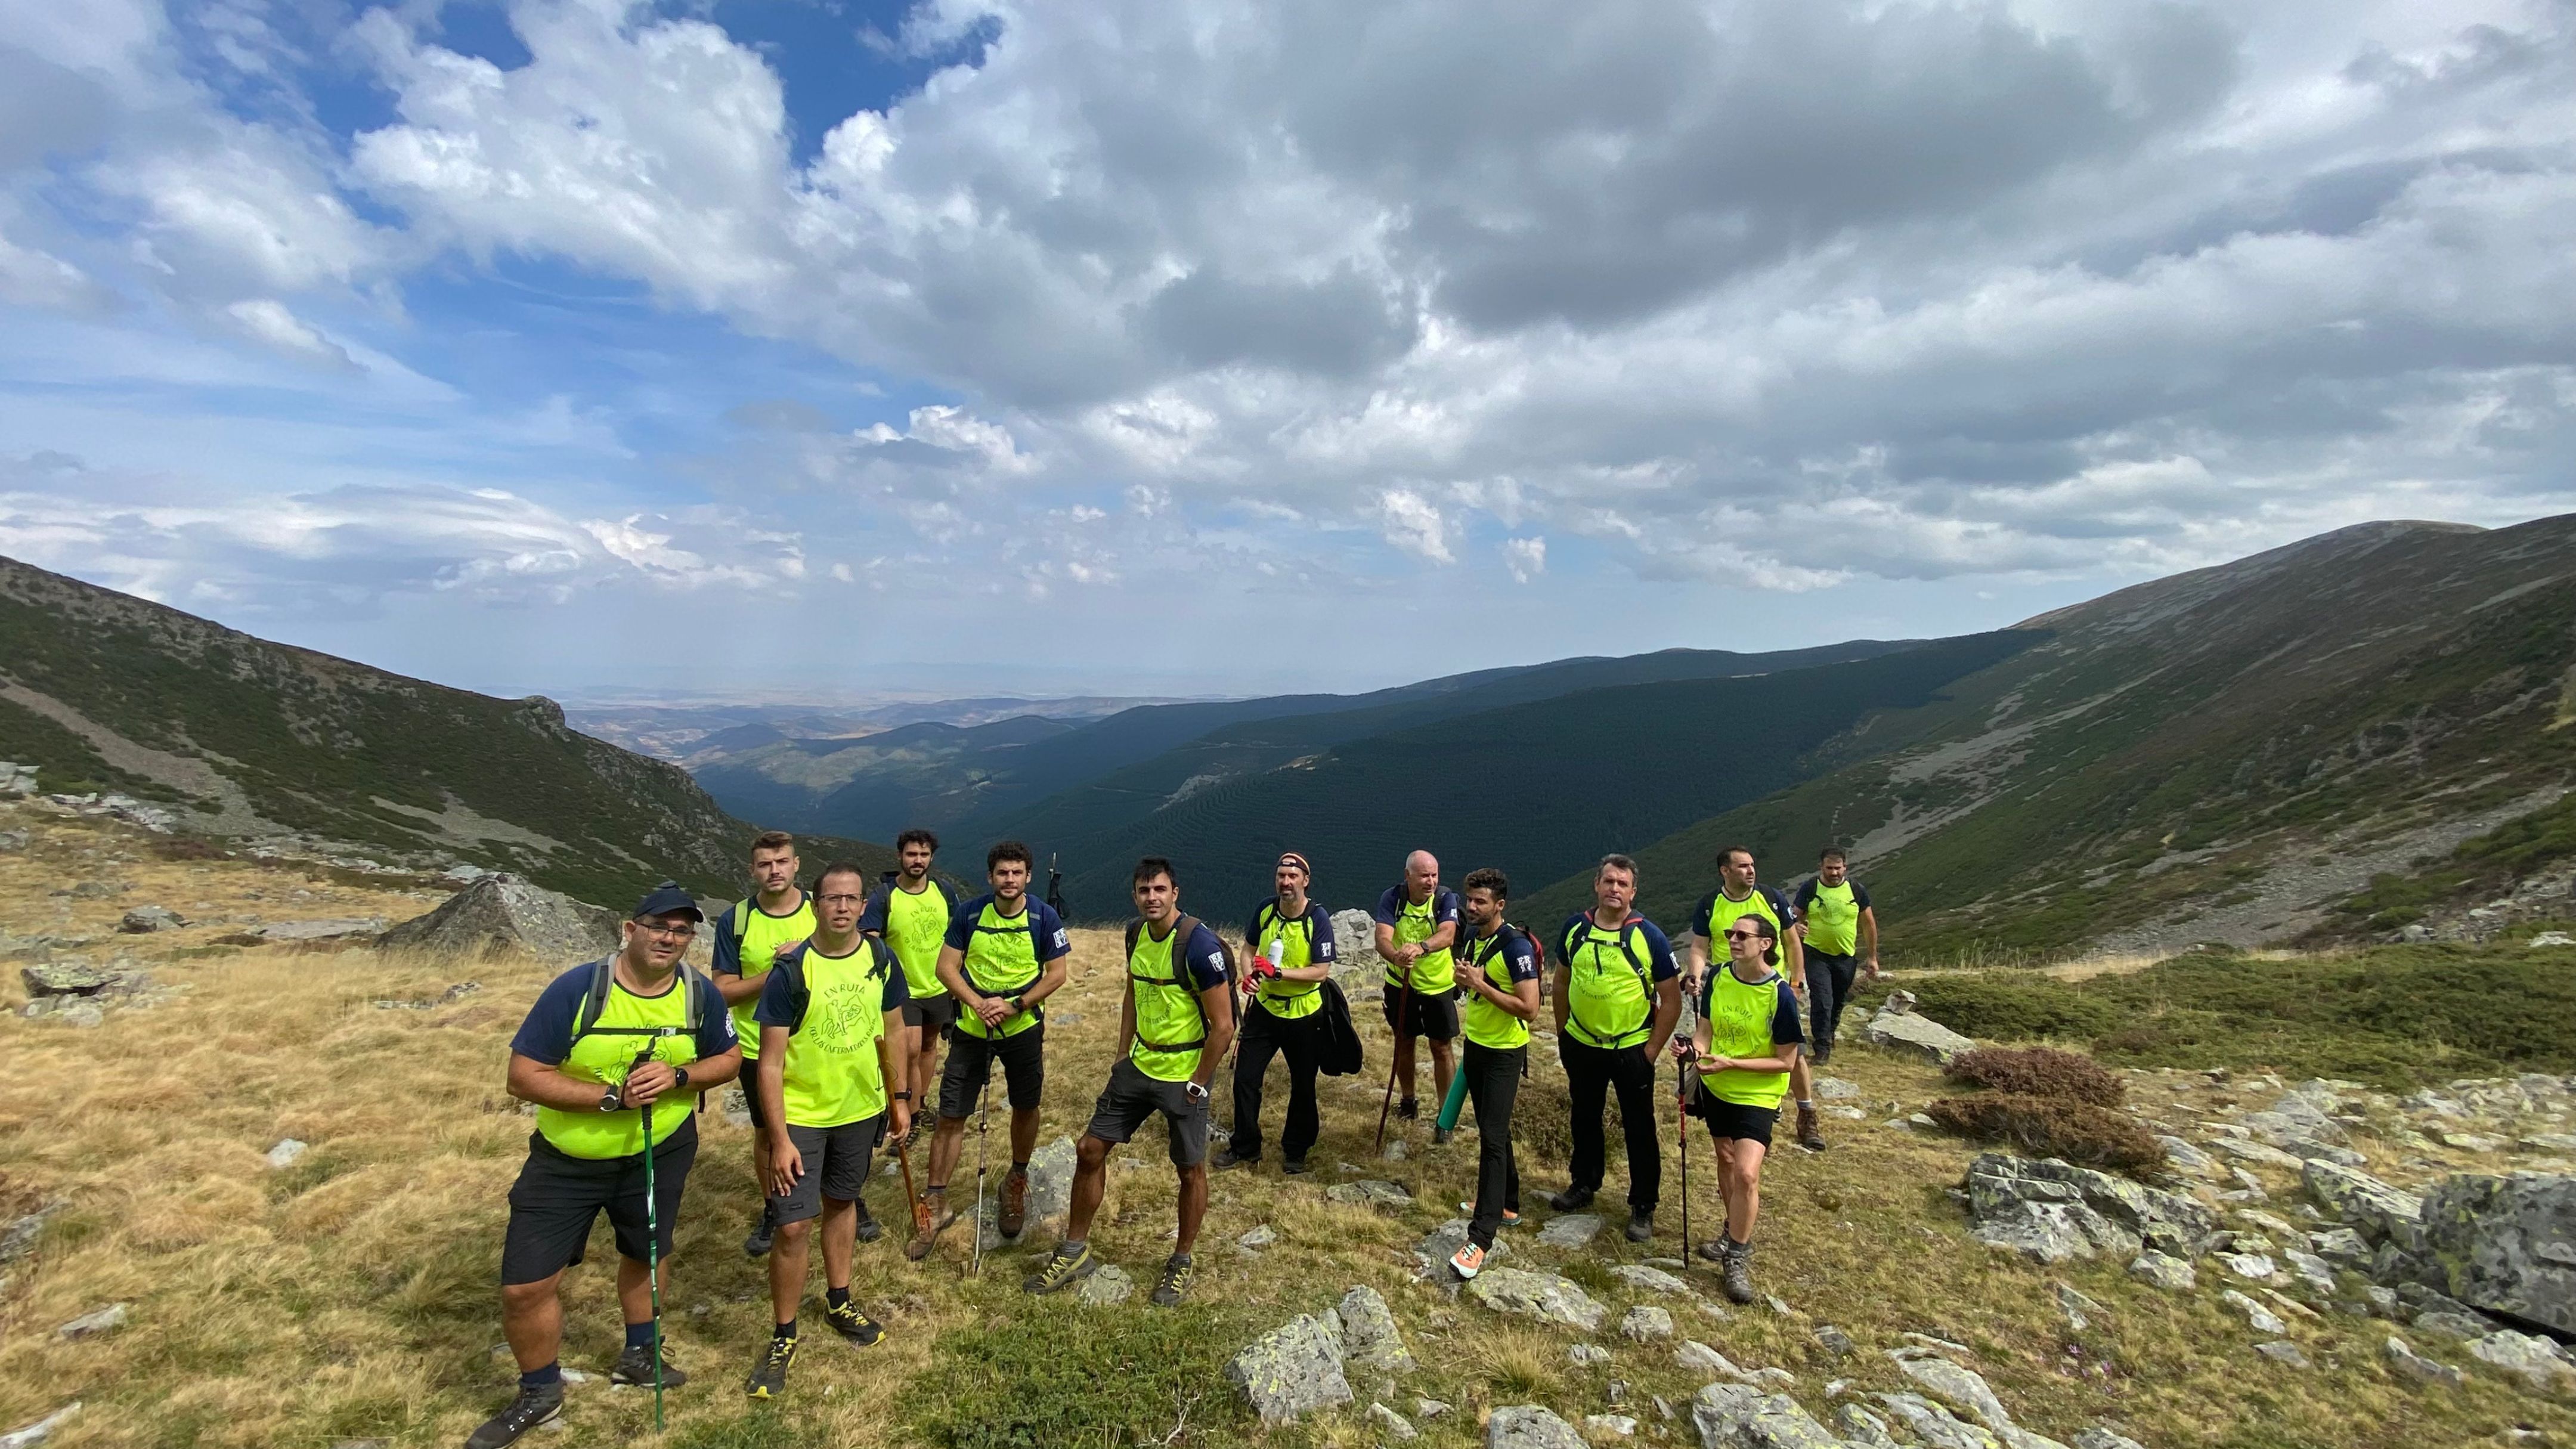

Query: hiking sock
[775,1320,798,1340]
[624,1321,656,1351]
[1060,1238,1087,1255]
[1169,1250,1191,1267]
[826,1287,851,1311]
[1795,1098,1815,1109]
[1012,1160,1028,1172]
[521,1364,562,1391]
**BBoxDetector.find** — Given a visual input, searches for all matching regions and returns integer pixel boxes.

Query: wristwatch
[598,1084,621,1112]
[672,1066,691,1090]
[1184,1082,1209,1104]
[893,1091,912,1102]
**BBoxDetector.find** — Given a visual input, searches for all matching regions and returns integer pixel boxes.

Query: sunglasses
[1723,928,1766,942]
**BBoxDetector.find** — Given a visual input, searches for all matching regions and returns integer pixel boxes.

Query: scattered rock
[2413,1311,2494,1342]
[20,962,115,997]
[1583,1413,1638,1438]
[1076,1264,1133,1306]
[2218,1252,2277,1282]
[1489,1404,1587,1449]
[2128,1250,2194,1291]
[1834,1404,1905,1449]
[1815,1324,1858,1358]
[117,906,185,933]
[1325,1179,1413,1210]
[1862,991,1977,1065]
[1871,1393,2001,1449]
[252,918,386,943]
[1237,1224,1277,1252]
[1417,1397,1453,1420]
[0,1205,58,1267]
[1961,1154,2214,1264]
[2384,1336,2465,1389]
[2052,1283,2104,1333]
[2467,1330,2576,1391]
[1609,1264,1695,1297]
[378,874,619,961]
[1227,1313,1352,1424]
[1892,1352,2015,1434]
[2253,1340,2310,1368]
[1815,1078,1863,1101]
[2072,1431,2145,1449]
[55,1304,127,1340]
[1538,1213,1605,1247]
[2530,932,2574,949]
[1569,1343,1612,1366]
[2301,1161,2425,1252]
[1369,1401,1420,1442]
[0,1404,79,1449]
[1621,1306,1675,1342]
[2157,1137,2218,1176]
[1469,1269,1608,1332]
[2221,1290,2289,1336]
[267,1138,309,1170]
[66,881,124,900]
[1692,1382,1846,1449]
[1337,1284,1417,1377]
[2416,1171,2576,1334]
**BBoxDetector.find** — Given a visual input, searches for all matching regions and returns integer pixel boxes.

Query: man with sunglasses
[467,883,741,1449]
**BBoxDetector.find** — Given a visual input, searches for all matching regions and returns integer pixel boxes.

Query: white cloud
[1501,535,1545,583]
[1377,487,1453,564]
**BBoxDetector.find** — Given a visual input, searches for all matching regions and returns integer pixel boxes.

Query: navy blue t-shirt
[510,962,738,1065]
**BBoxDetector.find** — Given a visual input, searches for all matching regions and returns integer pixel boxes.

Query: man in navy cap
[465,882,741,1449]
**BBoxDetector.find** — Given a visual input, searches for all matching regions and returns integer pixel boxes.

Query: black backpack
[1122,914,1236,1053]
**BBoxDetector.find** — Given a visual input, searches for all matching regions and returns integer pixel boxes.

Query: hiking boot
[1283,1157,1311,1176]
[744,1334,797,1398]
[1810,1043,1832,1066]
[1625,1209,1654,1243]
[1431,1127,1454,1146]
[1720,1239,1757,1304]
[1448,1241,1487,1280]
[1209,1146,1253,1171]
[742,1200,778,1258]
[1150,1252,1196,1307]
[1397,1097,1419,1120]
[463,1381,563,1449]
[1797,1103,1827,1153]
[1695,1238,1729,1263]
[1456,1202,1521,1227]
[823,1298,884,1347]
[1023,1240,1096,1295]
[609,1343,688,1388]
[1546,1185,1595,1212]
[854,1199,883,1244]
[904,1191,952,1262]
[998,1167,1029,1239]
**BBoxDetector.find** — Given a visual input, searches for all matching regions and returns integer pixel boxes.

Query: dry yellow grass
[0,807,2569,1448]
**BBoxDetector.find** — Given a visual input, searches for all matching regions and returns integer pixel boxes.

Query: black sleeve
[1852,881,1872,909]
[1770,980,1806,1046]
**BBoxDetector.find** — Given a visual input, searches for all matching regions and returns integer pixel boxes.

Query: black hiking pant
[1230,998,1324,1163]
[1805,952,1859,1056]
[1464,1040,1524,1249]
[1561,1036,1660,1214]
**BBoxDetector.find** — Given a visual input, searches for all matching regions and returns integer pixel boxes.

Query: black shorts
[1382,983,1459,1042]
[1083,1058,1210,1168]
[1696,1091,1780,1147]
[940,1023,1045,1118]
[903,993,959,1032]
[500,1123,698,1286]
[741,1073,773,1134]
[769,1114,883,1226]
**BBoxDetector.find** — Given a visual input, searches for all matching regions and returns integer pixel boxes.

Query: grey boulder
[1690,1383,1844,1449]
[1490,1404,1587,1449]
[2302,1160,2425,1252]
[2416,1172,2576,1335]
[1337,1284,1416,1377]
[1862,992,1976,1065]
[1226,1313,1352,1425]
[1467,1268,1609,1332]
[378,874,618,962]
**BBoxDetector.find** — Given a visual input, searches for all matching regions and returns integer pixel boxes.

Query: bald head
[1404,850,1439,901]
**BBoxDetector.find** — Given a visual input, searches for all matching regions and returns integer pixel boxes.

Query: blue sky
[3,0,2572,701]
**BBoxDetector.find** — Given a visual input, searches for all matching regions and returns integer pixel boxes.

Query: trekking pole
[1373,979,1413,1152]
[1673,1049,1690,1267]
[969,1073,992,1277]
[629,1045,667,1434]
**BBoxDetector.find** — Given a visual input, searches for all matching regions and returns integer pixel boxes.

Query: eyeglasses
[817,892,865,906]
[633,921,698,940]
[1723,929,1763,942]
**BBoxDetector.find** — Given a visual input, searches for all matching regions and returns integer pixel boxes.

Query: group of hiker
[467,831,1878,1448]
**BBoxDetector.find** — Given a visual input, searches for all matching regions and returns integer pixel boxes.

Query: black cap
[632,880,704,922]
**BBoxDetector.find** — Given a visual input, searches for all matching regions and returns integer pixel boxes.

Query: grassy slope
[1526,517,2576,956]
[0,557,890,905]
[1026,632,2033,920]
[4,811,2568,1449]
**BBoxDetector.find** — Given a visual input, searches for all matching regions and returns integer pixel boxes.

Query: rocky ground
[0,803,2570,1448]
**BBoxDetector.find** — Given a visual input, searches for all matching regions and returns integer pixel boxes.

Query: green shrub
[1875,975,2123,1042]
[1944,1046,2124,1106]
[1924,1093,2162,1174]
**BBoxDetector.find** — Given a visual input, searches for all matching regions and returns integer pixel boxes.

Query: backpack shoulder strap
[1124,918,1143,961]
[865,936,894,980]
[572,957,615,1041]
[1170,914,1202,990]
[732,901,753,943]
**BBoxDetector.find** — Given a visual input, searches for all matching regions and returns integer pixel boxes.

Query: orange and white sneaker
[1449,1241,1487,1280]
